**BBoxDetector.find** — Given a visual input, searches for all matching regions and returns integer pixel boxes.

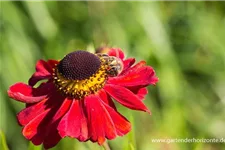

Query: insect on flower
[7,48,158,149]
[97,53,124,77]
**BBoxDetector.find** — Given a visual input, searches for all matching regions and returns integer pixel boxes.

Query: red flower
[8,48,158,149]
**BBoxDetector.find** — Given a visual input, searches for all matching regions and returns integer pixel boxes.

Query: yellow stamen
[53,57,108,99]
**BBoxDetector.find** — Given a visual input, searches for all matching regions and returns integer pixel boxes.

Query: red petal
[17,90,64,126]
[104,84,150,113]
[108,48,125,60]
[43,123,62,149]
[103,103,131,136]
[31,134,43,145]
[29,120,62,148]
[28,98,69,148]
[17,99,48,126]
[108,61,158,87]
[8,82,54,103]
[85,95,116,145]
[22,99,64,142]
[128,86,148,101]
[31,121,62,148]
[122,58,135,73]
[28,60,58,86]
[58,99,88,141]
[98,89,116,110]
[136,87,148,100]
[50,98,72,124]
[22,109,51,140]
[40,99,72,148]
[121,60,146,77]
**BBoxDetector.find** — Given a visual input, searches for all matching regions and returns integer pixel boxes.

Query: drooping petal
[27,97,71,148]
[85,95,116,145]
[17,98,48,126]
[17,89,64,126]
[8,82,55,104]
[108,61,158,87]
[30,122,61,148]
[102,103,131,136]
[29,60,58,86]
[104,84,150,113]
[31,133,43,145]
[98,90,131,136]
[58,99,88,141]
[39,98,72,148]
[98,89,116,110]
[43,122,62,149]
[108,48,125,60]
[22,93,65,144]
[22,109,51,140]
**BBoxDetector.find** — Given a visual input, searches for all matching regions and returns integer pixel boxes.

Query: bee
[97,53,123,77]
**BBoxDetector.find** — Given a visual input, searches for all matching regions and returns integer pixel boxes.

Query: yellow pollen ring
[53,58,108,99]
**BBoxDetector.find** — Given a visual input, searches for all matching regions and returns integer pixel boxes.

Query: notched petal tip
[103,102,131,136]
[58,100,88,141]
[85,95,118,144]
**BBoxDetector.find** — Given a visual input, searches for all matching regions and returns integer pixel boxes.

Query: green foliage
[0,130,9,150]
[28,142,42,150]
[1,1,225,150]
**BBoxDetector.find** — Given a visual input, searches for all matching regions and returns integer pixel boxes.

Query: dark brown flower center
[53,50,108,99]
[57,50,101,80]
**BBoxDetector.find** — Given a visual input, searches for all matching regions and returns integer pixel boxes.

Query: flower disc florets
[58,51,101,80]
[53,50,108,99]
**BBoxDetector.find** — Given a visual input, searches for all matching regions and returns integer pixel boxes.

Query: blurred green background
[1,1,225,150]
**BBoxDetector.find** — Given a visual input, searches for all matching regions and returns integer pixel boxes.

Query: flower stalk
[102,141,111,150]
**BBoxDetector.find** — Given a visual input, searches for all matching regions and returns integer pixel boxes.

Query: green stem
[102,141,111,150]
